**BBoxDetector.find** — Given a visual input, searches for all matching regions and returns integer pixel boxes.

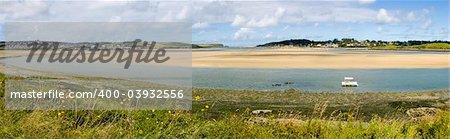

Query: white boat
[341,77,358,87]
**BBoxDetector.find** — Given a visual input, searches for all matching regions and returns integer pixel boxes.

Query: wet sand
[1,49,449,69]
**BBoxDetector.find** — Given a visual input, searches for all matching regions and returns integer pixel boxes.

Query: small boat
[341,77,358,87]
[272,83,282,86]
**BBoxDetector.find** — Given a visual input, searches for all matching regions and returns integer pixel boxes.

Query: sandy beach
[192,48,450,69]
[1,48,449,69]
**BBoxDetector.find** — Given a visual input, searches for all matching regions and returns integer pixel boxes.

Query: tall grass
[1,73,449,138]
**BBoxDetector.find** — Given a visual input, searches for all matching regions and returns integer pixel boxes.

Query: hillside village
[256,38,450,48]
[0,40,225,50]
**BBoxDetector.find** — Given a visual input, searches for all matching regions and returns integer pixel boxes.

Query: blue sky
[0,0,448,47]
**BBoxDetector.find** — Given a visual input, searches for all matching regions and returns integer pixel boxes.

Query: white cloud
[234,28,253,40]
[358,0,376,5]
[421,19,432,29]
[0,1,409,26]
[159,12,176,22]
[422,9,430,14]
[223,2,379,24]
[176,6,190,20]
[282,25,290,31]
[314,23,319,27]
[264,32,273,38]
[0,1,49,21]
[439,28,448,34]
[438,28,448,39]
[0,1,196,22]
[405,9,430,22]
[246,16,278,28]
[377,26,383,33]
[159,5,191,22]
[192,22,209,29]
[0,0,443,42]
[231,15,247,27]
[406,12,416,21]
[274,7,285,17]
[376,9,399,24]
[109,16,122,22]
[0,14,5,21]
[231,7,284,28]
[343,28,352,33]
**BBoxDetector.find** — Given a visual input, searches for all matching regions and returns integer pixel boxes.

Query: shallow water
[1,53,449,92]
[193,68,449,92]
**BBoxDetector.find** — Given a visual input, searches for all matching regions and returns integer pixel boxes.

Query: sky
[0,0,448,47]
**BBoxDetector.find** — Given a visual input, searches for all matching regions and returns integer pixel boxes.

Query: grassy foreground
[0,72,449,138]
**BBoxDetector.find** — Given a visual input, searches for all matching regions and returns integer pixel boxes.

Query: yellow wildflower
[138,130,144,135]
[201,109,205,112]
[205,105,209,109]
[195,96,201,101]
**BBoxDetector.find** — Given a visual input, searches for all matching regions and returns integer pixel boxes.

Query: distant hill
[256,39,315,47]
[192,44,225,48]
[256,38,450,48]
[154,42,192,48]
[156,42,225,48]
[1,41,226,49]
[0,41,4,50]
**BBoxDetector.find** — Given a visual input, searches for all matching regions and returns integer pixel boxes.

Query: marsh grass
[1,73,449,138]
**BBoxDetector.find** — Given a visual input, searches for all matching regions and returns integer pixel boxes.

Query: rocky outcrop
[406,107,441,121]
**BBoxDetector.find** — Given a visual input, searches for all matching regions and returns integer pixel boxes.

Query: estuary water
[1,55,449,92]
[193,68,449,92]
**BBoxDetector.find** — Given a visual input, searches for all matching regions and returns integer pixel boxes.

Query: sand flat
[192,48,450,69]
[1,49,449,69]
